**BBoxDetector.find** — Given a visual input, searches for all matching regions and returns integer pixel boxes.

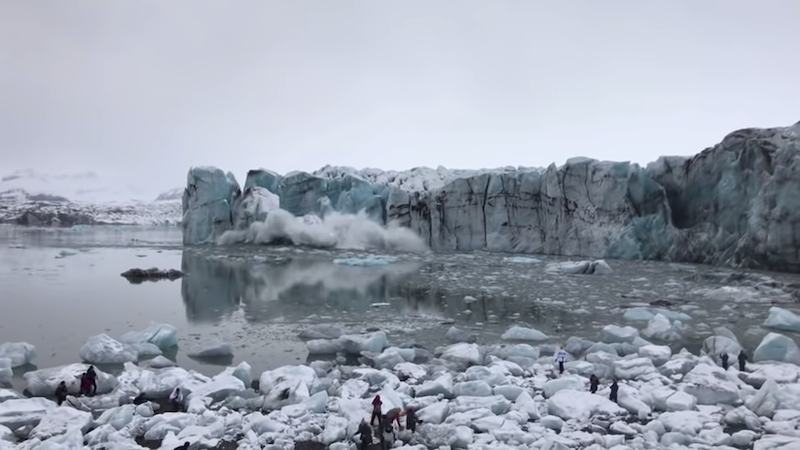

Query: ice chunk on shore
[602,325,639,344]
[764,307,800,333]
[29,406,92,440]
[702,335,742,358]
[0,342,36,368]
[0,398,55,430]
[24,363,117,396]
[547,390,626,420]
[79,334,138,364]
[439,343,484,369]
[638,344,672,366]
[754,333,800,365]
[120,323,178,349]
[641,314,685,341]
[501,325,548,342]
[187,339,234,358]
[681,364,740,405]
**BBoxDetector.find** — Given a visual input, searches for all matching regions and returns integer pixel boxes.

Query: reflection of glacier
[180,251,424,323]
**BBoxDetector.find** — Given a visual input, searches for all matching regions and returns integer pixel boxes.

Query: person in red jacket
[371,394,382,426]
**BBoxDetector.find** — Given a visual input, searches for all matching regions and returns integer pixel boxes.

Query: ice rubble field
[2,311,800,450]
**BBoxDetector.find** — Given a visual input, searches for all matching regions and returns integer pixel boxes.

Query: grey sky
[1,0,799,193]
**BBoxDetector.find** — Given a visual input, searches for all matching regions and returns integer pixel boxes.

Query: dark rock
[121,268,184,284]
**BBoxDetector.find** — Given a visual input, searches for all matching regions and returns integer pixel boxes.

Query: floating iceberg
[764,306,800,333]
[79,334,138,364]
[753,333,800,365]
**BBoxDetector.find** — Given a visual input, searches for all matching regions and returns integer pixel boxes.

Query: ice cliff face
[182,122,800,272]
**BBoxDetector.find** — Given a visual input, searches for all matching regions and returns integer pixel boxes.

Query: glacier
[182,122,800,271]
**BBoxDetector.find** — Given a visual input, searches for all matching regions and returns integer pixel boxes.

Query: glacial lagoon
[2,224,799,386]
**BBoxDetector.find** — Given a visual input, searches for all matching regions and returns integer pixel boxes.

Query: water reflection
[179,251,428,324]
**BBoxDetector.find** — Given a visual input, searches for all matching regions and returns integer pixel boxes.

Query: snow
[0,170,182,226]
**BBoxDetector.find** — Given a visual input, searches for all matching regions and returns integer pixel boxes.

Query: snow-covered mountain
[0,169,183,226]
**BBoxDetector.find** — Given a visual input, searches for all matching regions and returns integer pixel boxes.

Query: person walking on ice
[555,345,568,375]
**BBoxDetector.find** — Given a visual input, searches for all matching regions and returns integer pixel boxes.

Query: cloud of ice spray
[216,208,428,253]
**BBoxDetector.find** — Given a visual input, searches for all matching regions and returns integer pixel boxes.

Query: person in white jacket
[169,387,184,412]
[555,346,568,375]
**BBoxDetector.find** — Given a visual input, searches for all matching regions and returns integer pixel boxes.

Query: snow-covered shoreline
[2,319,800,449]
[0,199,182,227]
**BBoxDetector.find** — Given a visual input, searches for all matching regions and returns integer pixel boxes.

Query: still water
[2,224,799,385]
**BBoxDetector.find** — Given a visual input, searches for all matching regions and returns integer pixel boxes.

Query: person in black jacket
[609,380,619,403]
[54,381,68,406]
[357,420,373,450]
[721,353,729,370]
[738,350,748,371]
[405,406,419,433]
[589,374,599,394]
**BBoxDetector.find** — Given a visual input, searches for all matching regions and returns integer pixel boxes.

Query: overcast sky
[1,0,799,193]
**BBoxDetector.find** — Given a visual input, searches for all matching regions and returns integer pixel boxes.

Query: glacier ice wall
[182,167,241,245]
[181,122,800,271]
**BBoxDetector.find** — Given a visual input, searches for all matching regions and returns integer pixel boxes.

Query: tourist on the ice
[555,346,568,374]
[383,407,403,429]
[738,350,747,371]
[381,423,395,450]
[721,353,729,370]
[133,393,148,405]
[54,381,68,406]
[589,374,599,393]
[357,420,373,450]
[405,406,419,432]
[170,387,184,411]
[371,394,383,425]
[84,366,98,395]
[79,372,94,397]
[609,380,619,403]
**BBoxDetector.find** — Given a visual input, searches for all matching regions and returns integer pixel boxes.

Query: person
[555,346,568,375]
[589,374,599,394]
[383,407,403,430]
[86,366,98,395]
[169,387,184,412]
[371,394,382,426]
[173,443,189,450]
[381,423,395,450]
[405,406,419,433]
[721,353,729,370]
[79,373,93,397]
[609,380,619,403]
[54,381,68,406]
[133,393,148,405]
[357,420,373,450]
[738,350,747,372]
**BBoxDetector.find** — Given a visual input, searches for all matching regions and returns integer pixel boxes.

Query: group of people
[358,394,420,450]
[721,350,748,371]
[558,345,751,406]
[53,366,98,406]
